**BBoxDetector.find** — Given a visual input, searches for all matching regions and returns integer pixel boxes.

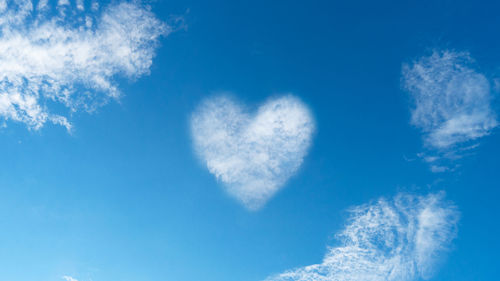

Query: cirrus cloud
[265,192,459,281]
[0,0,169,130]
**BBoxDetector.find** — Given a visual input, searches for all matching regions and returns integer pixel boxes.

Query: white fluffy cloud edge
[402,50,497,170]
[265,192,459,281]
[191,95,315,210]
[0,0,170,130]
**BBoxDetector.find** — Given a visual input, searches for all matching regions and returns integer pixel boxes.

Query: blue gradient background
[0,0,499,280]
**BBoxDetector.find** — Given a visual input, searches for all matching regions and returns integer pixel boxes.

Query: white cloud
[190,95,315,210]
[265,192,459,281]
[402,50,497,152]
[62,276,78,281]
[0,0,169,130]
[58,0,70,6]
[76,0,84,11]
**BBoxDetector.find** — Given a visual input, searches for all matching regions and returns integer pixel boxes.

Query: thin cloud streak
[191,95,314,210]
[266,192,459,281]
[0,0,169,130]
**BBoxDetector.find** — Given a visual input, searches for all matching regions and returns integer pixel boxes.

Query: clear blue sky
[0,0,499,281]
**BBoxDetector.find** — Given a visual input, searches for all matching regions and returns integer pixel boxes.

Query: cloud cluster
[191,95,315,210]
[0,0,168,130]
[266,192,459,281]
[402,50,497,157]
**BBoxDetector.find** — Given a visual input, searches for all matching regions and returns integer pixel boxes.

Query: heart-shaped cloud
[190,95,315,210]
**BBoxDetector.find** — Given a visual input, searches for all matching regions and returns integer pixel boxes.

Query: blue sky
[0,0,499,280]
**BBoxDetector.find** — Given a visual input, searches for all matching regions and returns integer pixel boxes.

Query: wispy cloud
[62,276,78,281]
[265,192,459,281]
[190,95,315,210]
[402,50,497,169]
[0,0,169,130]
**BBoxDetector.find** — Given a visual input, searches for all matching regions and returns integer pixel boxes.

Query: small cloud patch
[402,50,497,170]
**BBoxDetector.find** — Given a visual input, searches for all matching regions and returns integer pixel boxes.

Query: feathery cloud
[265,192,459,281]
[190,95,315,210]
[0,0,168,130]
[402,50,497,167]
